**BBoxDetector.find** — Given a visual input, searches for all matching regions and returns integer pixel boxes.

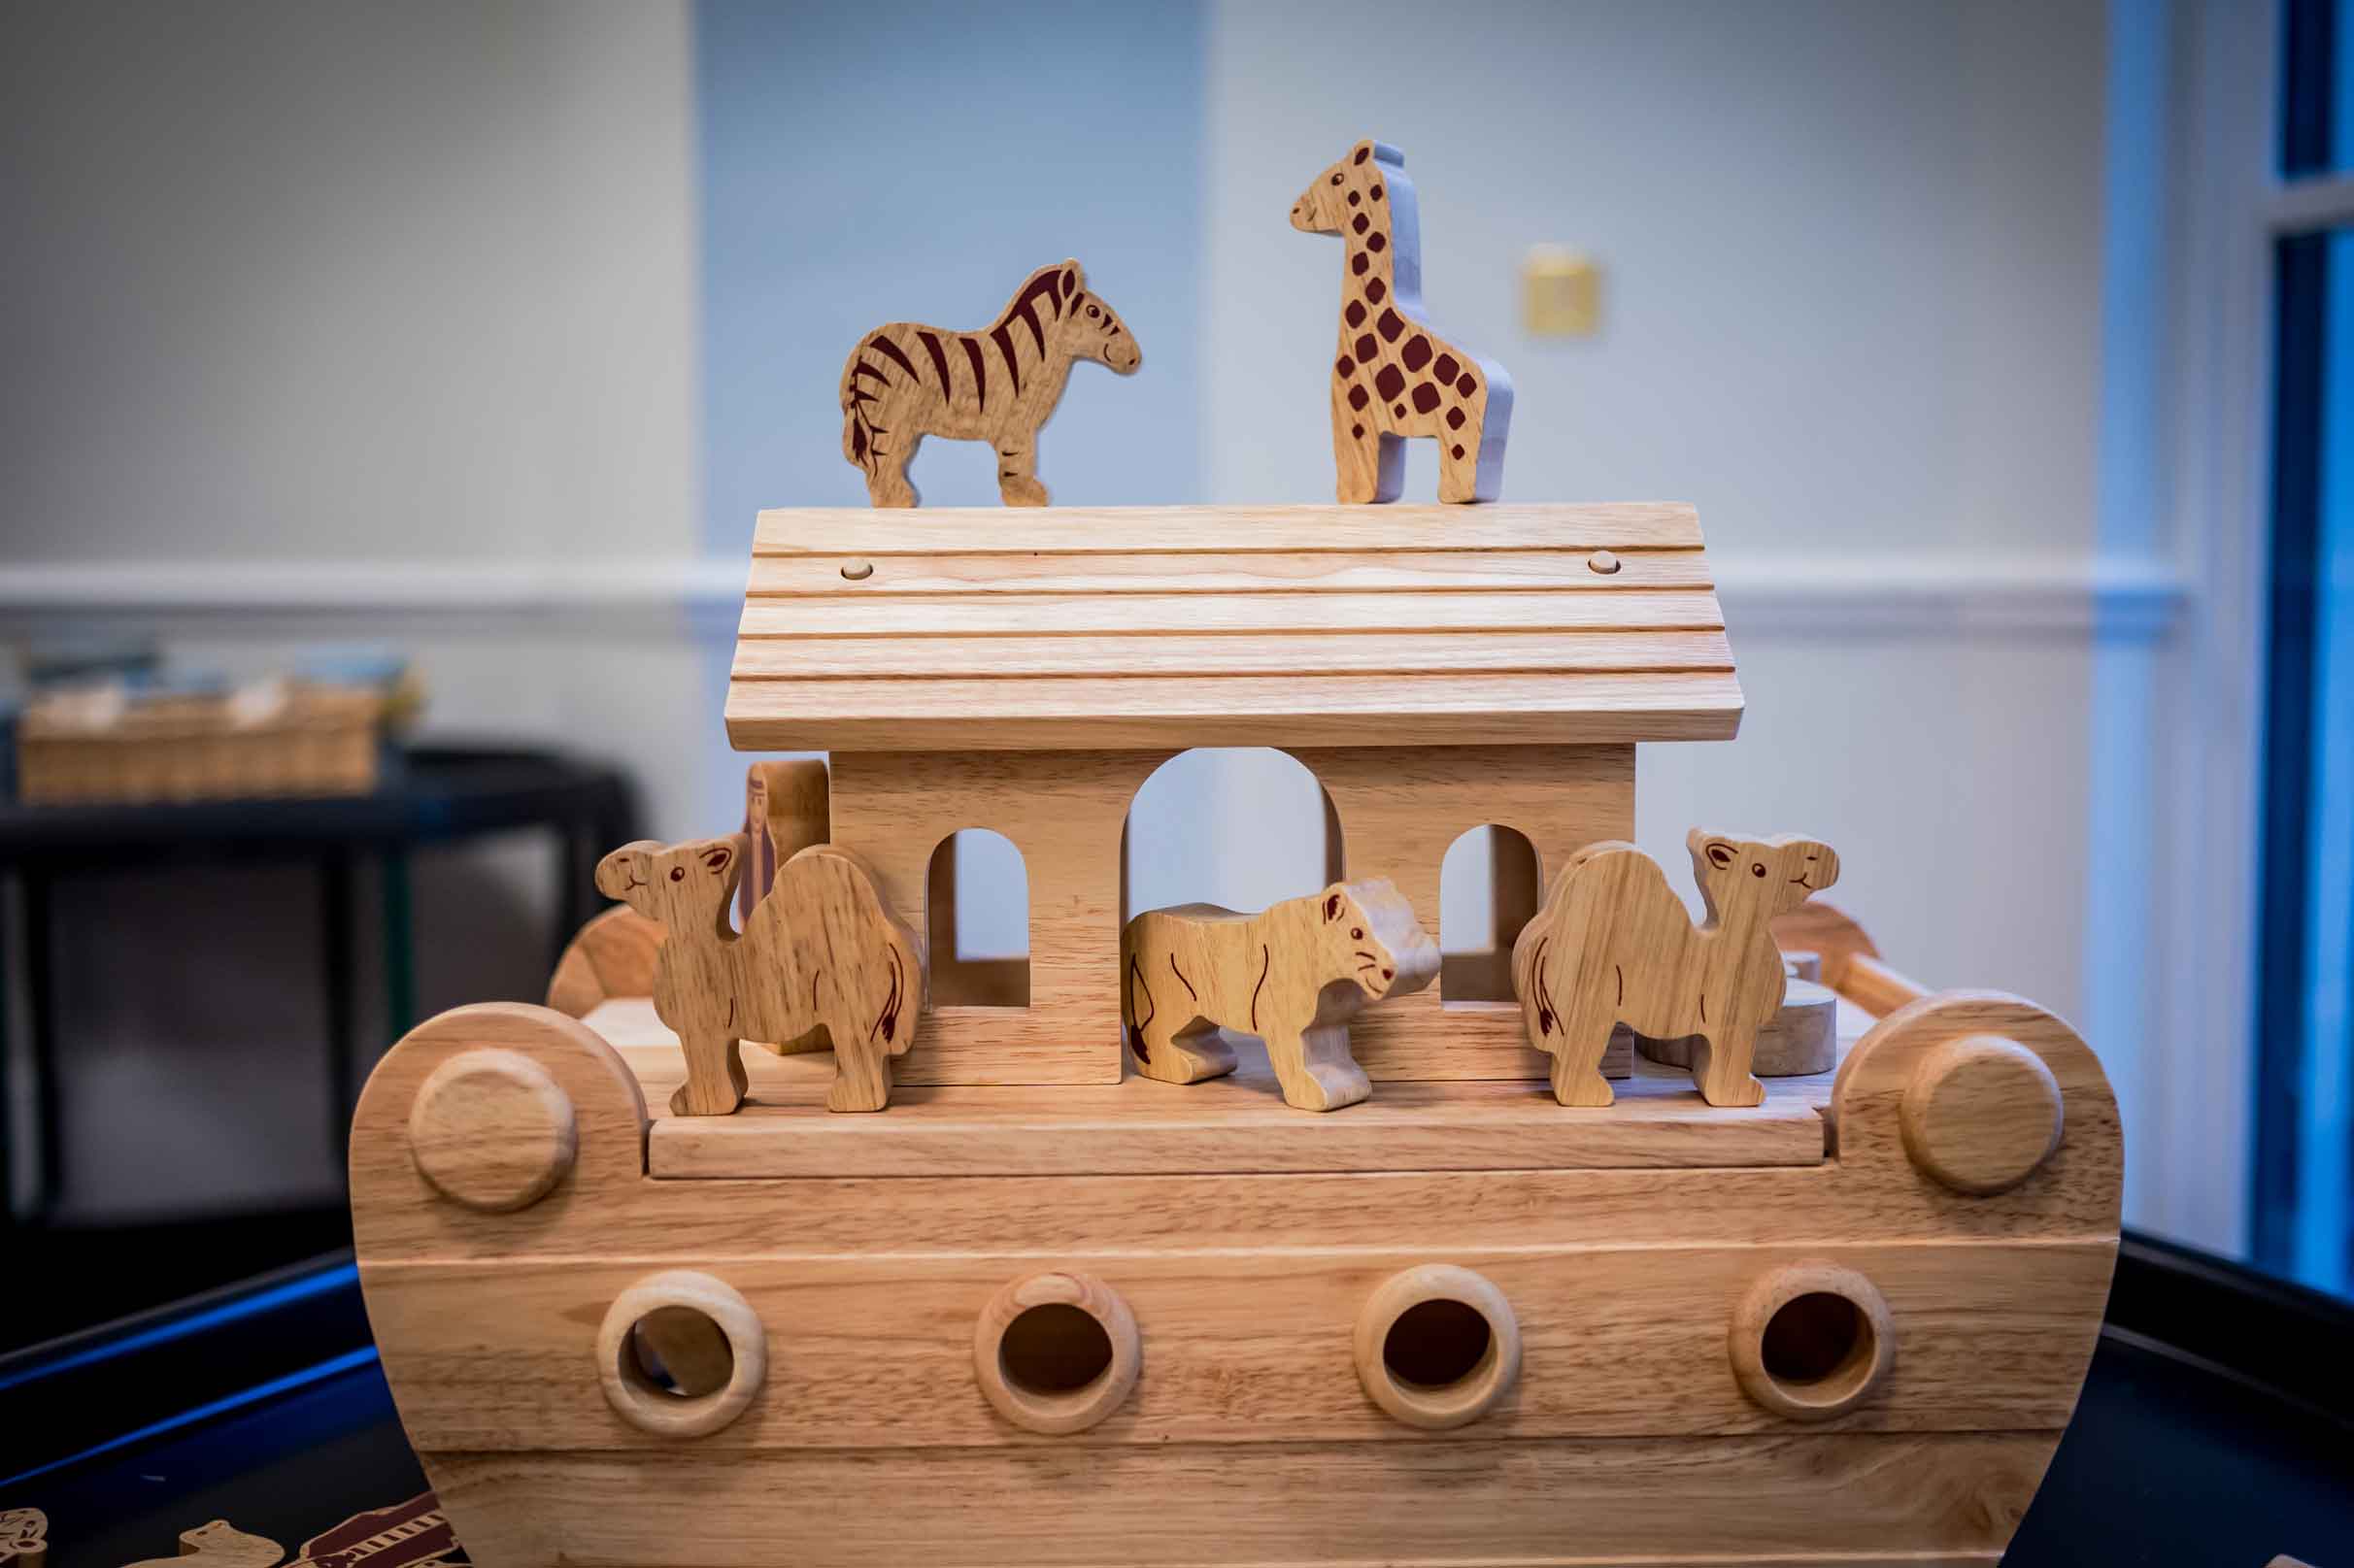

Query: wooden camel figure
[595,836,924,1115]
[840,258,1141,508]
[1123,879,1439,1112]
[1291,139,1514,504]
[1511,830,1840,1108]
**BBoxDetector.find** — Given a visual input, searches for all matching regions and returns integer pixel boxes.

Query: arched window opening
[1439,825,1541,1005]
[926,829,1029,1007]
[1121,748,1339,924]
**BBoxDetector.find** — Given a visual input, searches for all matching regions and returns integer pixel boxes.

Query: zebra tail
[840,381,877,474]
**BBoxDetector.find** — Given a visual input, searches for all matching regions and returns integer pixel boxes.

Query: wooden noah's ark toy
[350,142,2119,1568]
[353,501,2121,1567]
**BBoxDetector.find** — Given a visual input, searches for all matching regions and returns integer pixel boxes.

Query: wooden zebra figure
[839,259,1141,507]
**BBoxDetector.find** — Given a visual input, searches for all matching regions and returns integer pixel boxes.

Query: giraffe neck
[1336,203,1400,343]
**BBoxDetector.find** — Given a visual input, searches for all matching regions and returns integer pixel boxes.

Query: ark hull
[352,989,2119,1568]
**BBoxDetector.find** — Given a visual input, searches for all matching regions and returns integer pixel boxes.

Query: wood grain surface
[724,504,1740,751]
[644,1052,1830,1179]
[423,1435,2037,1566]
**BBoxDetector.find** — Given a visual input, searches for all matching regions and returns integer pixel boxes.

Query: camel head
[595,836,744,939]
[1687,830,1840,919]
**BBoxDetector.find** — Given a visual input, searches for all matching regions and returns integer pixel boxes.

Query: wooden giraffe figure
[840,259,1141,508]
[1291,140,1513,504]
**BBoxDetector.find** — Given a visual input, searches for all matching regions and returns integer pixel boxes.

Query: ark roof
[723,503,1742,752]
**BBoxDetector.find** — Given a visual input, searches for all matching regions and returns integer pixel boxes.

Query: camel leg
[1264,1023,1371,1113]
[1545,993,1619,1108]
[825,1032,893,1113]
[995,431,1050,507]
[1688,1028,1767,1109]
[672,1031,750,1117]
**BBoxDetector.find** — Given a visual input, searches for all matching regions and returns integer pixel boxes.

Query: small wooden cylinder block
[1900,1035,2066,1196]
[1353,1264,1523,1431]
[1635,980,1837,1078]
[407,1048,576,1212]
[973,1272,1142,1436]
[1730,1262,1895,1421]
[595,1270,767,1439]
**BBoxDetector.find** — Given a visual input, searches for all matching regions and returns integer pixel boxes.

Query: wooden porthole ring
[596,1270,767,1439]
[973,1271,1141,1435]
[1730,1261,1895,1421]
[1354,1264,1523,1430]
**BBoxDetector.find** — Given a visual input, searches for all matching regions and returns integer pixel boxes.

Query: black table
[3,1235,2349,1565]
[0,746,636,1222]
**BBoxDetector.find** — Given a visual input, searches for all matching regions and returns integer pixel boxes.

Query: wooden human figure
[595,836,924,1115]
[1512,830,1840,1108]
[1291,140,1513,504]
[735,758,830,924]
[1123,880,1439,1112]
[839,259,1141,508]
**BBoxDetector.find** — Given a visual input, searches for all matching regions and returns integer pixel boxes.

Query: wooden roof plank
[752,501,1703,556]
[747,549,1715,597]
[736,589,1726,640]
[724,669,1745,751]
[731,629,1737,681]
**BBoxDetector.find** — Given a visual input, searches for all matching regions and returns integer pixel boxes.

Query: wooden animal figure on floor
[595,836,924,1115]
[119,1521,283,1568]
[1512,830,1840,1108]
[840,259,1141,508]
[1291,140,1513,504]
[1123,880,1438,1112]
[0,1510,45,1568]
[289,1492,458,1568]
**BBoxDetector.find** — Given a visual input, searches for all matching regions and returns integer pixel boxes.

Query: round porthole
[596,1270,766,1438]
[1353,1264,1522,1430]
[1730,1262,1895,1421]
[973,1272,1141,1435]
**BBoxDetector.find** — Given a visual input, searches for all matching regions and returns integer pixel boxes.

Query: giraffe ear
[1355,139,1403,169]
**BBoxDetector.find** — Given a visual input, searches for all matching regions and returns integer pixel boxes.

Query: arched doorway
[1438,824,1541,1004]
[926,828,1029,1007]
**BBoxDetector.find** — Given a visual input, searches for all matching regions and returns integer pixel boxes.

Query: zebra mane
[991,263,1078,358]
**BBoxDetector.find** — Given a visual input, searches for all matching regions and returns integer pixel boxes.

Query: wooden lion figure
[839,258,1140,508]
[1513,829,1839,1108]
[1122,879,1438,1112]
[595,836,924,1115]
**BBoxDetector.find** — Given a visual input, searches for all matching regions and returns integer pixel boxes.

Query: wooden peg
[1122,880,1438,1112]
[737,758,831,923]
[839,260,1141,508]
[119,1522,283,1568]
[0,1510,46,1568]
[1291,140,1514,504]
[1513,830,1840,1107]
[595,837,925,1115]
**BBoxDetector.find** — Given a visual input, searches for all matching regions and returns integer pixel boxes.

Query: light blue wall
[696,0,1207,551]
